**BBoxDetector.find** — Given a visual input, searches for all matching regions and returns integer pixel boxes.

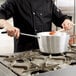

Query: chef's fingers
[7,30,15,37]
[61,19,73,30]
[7,27,20,39]
[62,23,73,30]
[14,28,20,39]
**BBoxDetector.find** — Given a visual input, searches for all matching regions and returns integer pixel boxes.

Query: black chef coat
[0,0,70,52]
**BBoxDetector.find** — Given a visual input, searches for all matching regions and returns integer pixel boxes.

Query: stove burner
[16,59,24,63]
[0,50,76,76]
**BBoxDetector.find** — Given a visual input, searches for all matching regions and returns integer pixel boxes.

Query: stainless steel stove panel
[36,66,76,76]
[0,63,17,76]
[0,49,76,76]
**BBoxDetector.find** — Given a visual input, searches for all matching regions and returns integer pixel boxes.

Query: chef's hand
[5,26,20,39]
[0,19,20,39]
[61,19,73,30]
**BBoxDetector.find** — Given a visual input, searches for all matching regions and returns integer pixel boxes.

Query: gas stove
[0,49,76,76]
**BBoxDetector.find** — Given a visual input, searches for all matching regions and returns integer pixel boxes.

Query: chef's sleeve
[0,0,15,19]
[52,1,71,27]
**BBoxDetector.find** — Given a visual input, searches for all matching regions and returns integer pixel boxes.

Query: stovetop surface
[0,49,76,76]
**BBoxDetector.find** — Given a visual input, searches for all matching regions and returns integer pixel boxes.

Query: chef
[0,0,73,52]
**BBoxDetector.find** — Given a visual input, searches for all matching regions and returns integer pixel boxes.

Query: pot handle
[20,32,40,38]
[1,31,40,38]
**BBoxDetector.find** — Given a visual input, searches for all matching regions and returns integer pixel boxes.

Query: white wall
[56,0,74,7]
[0,33,14,54]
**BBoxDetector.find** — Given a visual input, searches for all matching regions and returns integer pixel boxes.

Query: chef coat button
[40,13,42,16]
[35,29,37,32]
[33,12,35,15]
